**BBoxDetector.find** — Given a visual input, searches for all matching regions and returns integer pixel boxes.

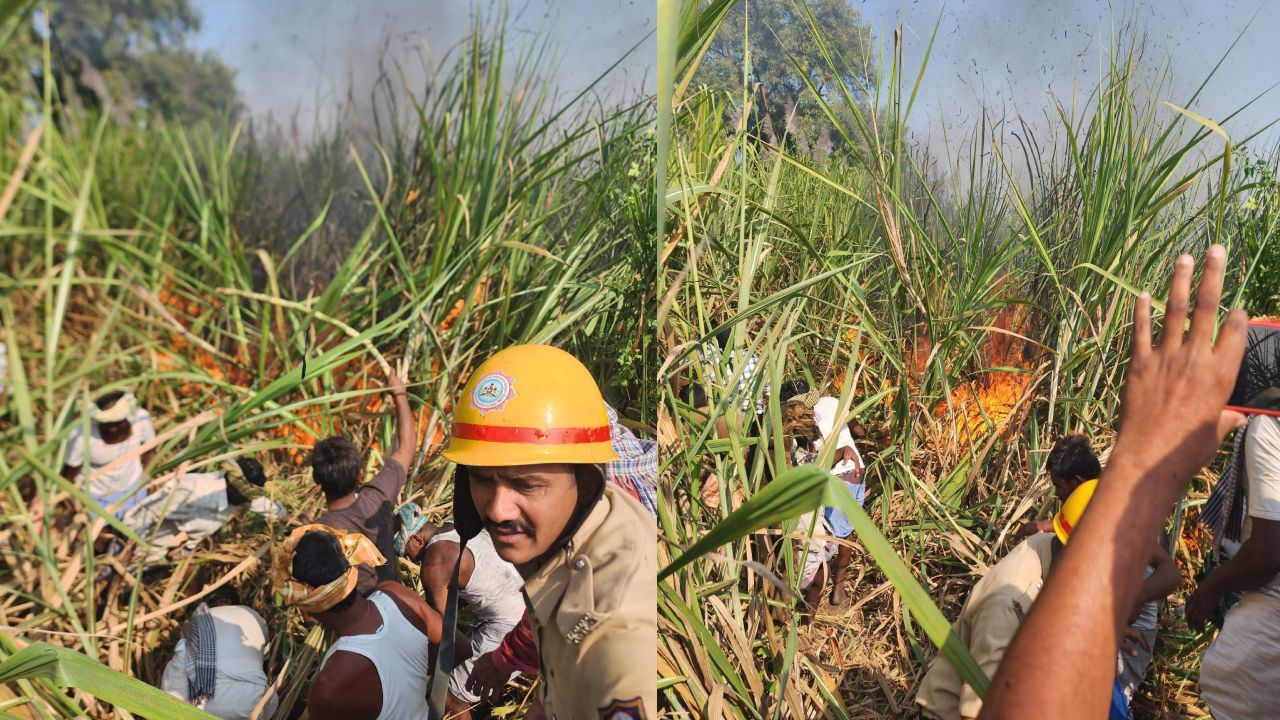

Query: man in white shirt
[161,586,279,720]
[123,456,286,565]
[61,390,156,518]
[781,382,869,607]
[811,394,868,604]
[1189,414,1280,718]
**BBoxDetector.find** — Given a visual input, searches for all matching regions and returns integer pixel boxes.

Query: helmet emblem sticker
[471,371,517,415]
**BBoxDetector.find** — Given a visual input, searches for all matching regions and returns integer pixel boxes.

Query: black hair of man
[779,379,810,402]
[1047,434,1101,484]
[681,383,708,409]
[204,584,241,608]
[225,456,267,506]
[309,436,362,501]
[713,326,733,350]
[291,531,357,613]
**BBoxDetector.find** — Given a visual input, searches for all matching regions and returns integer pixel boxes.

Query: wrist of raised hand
[1100,444,1197,507]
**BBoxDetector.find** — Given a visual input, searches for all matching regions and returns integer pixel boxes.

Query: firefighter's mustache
[485,519,534,536]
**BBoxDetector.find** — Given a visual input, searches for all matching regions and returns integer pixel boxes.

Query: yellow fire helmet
[1053,479,1098,545]
[443,344,619,468]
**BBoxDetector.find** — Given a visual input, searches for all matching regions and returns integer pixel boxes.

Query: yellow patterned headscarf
[222,460,266,501]
[271,524,386,614]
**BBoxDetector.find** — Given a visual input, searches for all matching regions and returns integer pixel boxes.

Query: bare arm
[385,362,416,471]
[983,247,1247,718]
[1135,543,1181,607]
[1187,517,1280,630]
[376,580,471,662]
[1207,518,1280,592]
[420,541,474,615]
[1014,518,1054,541]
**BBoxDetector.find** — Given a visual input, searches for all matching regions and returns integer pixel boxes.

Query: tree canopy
[693,0,874,158]
[0,0,239,126]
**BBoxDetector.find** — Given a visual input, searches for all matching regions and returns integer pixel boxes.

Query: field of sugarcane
[0,7,654,717]
[656,2,1280,718]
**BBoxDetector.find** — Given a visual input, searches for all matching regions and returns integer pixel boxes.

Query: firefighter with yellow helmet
[442,344,656,719]
[916,479,1102,720]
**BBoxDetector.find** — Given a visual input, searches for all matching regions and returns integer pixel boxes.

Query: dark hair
[681,383,708,408]
[225,456,267,506]
[236,456,267,487]
[291,531,356,613]
[779,379,810,402]
[95,390,126,410]
[1047,435,1101,483]
[713,326,733,349]
[204,584,240,608]
[309,436,362,500]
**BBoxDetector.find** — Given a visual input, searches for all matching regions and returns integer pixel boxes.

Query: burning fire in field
[936,371,1033,445]
[934,302,1036,445]
[150,280,453,464]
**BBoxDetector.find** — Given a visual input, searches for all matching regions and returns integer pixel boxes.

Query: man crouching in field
[915,482,1097,720]
[1015,435,1179,703]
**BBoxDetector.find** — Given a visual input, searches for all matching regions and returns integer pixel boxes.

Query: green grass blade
[661,465,991,698]
[0,643,218,719]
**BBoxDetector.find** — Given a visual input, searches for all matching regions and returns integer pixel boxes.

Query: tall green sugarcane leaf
[660,464,991,698]
[0,643,218,719]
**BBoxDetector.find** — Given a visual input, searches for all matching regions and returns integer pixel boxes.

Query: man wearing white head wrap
[61,389,157,517]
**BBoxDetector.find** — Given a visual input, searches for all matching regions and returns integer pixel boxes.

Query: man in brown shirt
[312,363,416,595]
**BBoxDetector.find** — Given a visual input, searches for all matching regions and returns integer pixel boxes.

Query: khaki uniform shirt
[915,533,1053,720]
[520,484,657,719]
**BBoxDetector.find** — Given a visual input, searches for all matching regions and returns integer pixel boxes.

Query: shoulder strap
[427,536,467,720]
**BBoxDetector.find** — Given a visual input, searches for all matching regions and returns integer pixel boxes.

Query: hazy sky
[858,0,1280,152]
[190,1,1280,151]
[190,0,655,136]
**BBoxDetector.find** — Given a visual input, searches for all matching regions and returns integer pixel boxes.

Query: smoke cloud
[192,0,655,139]
[859,0,1280,153]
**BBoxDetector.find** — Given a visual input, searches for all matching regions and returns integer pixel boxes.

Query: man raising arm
[312,360,417,595]
[982,246,1247,718]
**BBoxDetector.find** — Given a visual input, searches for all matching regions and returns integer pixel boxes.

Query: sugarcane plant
[656,1,1277,717]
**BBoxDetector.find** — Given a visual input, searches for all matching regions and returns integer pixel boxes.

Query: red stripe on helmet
[451,423,611,444]
[1059,514,1073,537]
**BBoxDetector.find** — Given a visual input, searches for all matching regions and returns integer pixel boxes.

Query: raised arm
[983,246,1247,719]
[385,360,417,472]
